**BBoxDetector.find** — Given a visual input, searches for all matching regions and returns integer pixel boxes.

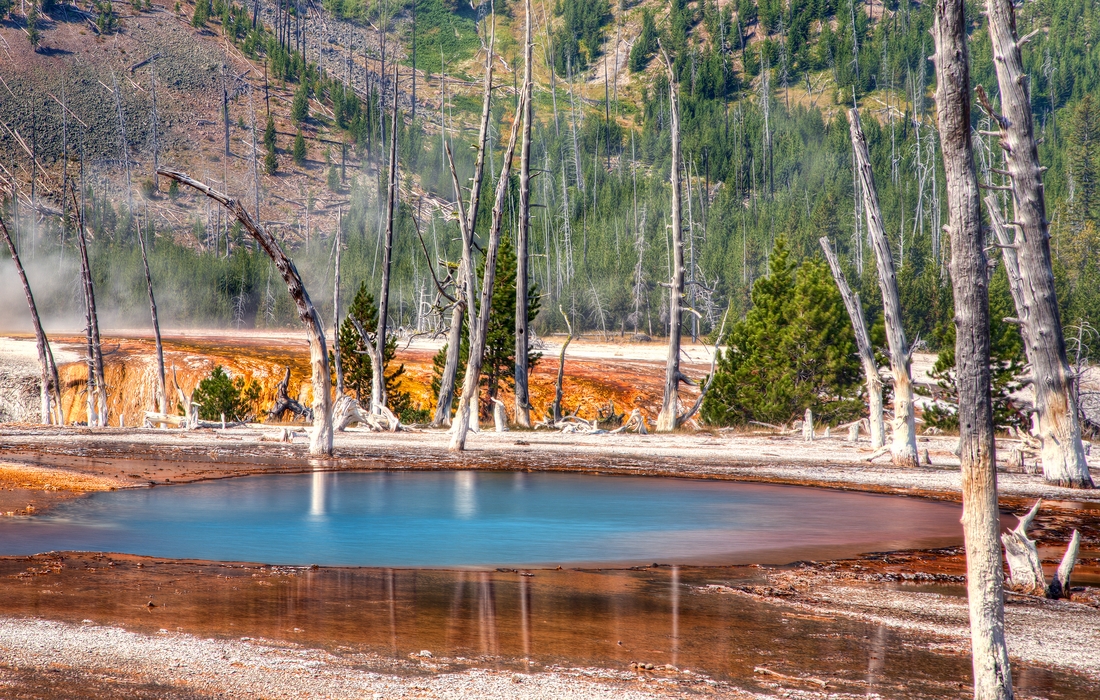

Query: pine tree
[292,130,306,165]
[264,148,278,175]
[628,9,657,73]
[26,5,40,51]
[335,282,407,409]
[702,238,862,426]
[291,81,310,124]
[1068,95,1098,222]
[263,114,276,152]
[431,237,541,418]
[191,0,210,27]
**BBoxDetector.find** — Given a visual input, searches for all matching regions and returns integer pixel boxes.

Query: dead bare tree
[137,226,167,415]
[979,0,1093,488]
[333,223,344,397]
[932,1,1013,695]
[70,183,107,427]
[158,169,333,456]
[1001,500,1080,599]
[369,64,400,416]
[820,238,885,448]
[849,108,919,467]
[550,305,573,423]
[514,0,535,428]
[0,213,62,424]
[434,19,496,428]
[450,89,528,451]
[656,46,689,433]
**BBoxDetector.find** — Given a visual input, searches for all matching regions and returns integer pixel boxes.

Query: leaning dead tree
[850,108,919,468]
[550,305,574,423]
[0,213,63,424]
[450,89,527,451]
[979,0,1093,488]
[433,19,495,428]
[514,0,535,429]
[158,169,334,456]
[932,1,1013,695]
[1001,500,1080,600]
[656,46,689,433]
[268,366,312,421]
[820,238,884,448]
[137,228,167,415]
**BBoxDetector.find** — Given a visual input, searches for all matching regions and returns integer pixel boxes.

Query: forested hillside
[2,0,1100,350]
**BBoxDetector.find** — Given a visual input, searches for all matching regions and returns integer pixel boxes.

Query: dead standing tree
[137,228,167,415]
[70,184,107,427]
[434,20,496,428]
[450,90,528,451]
[656,46,690,433]
[371,63,400,416]
[157,169,334,456]
[514,0,535,428]
[979,0,1093,488]
[0,213,63,424]
[850,109,919,467]
[932,0,1014,695]
[819,238,885,448]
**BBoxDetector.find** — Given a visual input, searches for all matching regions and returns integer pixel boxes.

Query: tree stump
[802,409,814,442]
[1001,500,1081,598]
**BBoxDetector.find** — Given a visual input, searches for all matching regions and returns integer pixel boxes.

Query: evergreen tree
[1068,95,1098,222]
[431,237,541,418]
[264,147,278,175]
[702,238,862,426]
[292,130,306,165]
[628,9,657,73]
[291,81,310,124]
[263,114,277,152]
[192,366,262,421]
[335,282,407,410]
[191,0,210,27]
[26,5,40,51]
[922,267,1027,432]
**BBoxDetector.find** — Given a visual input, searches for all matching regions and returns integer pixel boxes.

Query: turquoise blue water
[0,471,963,567]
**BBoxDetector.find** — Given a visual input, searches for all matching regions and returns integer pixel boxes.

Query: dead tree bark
[137,227,167,415]
[372,63,400,416]
[932,2,1014,696]
[820,237,885,448]
[551,305,574,423]
[450,90,527,451]
[158,169,333,456]
[1002,500,1081,599]
[979,0,1092,488]
[333,225,344,397]
[849,108,919,467]
[433,21,496,428]
[514,0,535,428]
[0,213,62,424]
[268,366,312,421]
[656,46,687,433]
[70,184,107,427]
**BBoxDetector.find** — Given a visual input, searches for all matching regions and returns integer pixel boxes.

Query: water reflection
[310,470,327,517]
[454,471,477,519]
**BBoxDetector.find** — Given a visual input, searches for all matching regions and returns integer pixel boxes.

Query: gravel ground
[0,617,757,699]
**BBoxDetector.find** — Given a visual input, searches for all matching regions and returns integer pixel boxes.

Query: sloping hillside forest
[2,0,1100,379]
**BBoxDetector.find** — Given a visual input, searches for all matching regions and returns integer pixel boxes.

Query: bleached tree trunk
[551,305,574,423]
[433,21,495,428]
[372,64,400,416]
[450,91,527,451]
[333,225,344,397]
[71,185,107,427]
[849,109,919,468]
[981,0,1093,488]
[820,238,885,448]
[514,0,534,429]
[1,213,62,424]
[656,47,686,433]
[158,169,333,456]
[932,2,1014,696]
[137,227,167,415]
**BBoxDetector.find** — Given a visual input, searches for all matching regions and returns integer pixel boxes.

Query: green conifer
[292,130,306,165]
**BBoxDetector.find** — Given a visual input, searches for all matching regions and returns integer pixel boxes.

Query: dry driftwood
[820,237,884,448]
[158,169,333,456]
[931,2,1015,696]
[980,0,1092,489]
[850,109,919,468]
[267,366,312,422]
[332,394,399,432]
[1001,500,1080,599]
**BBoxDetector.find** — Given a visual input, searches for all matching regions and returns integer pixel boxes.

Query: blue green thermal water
[0,471,963,567]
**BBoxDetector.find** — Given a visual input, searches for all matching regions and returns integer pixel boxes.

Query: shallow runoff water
[0,471,965,567]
